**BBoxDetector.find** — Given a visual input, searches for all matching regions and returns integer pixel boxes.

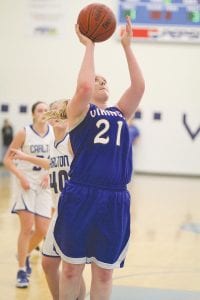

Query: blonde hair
[44,99,69,120]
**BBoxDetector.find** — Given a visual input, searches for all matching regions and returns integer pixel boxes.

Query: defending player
[10,100,86,299]
[3,101,54,288]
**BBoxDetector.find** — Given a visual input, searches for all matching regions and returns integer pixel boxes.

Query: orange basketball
[77,3,116,42]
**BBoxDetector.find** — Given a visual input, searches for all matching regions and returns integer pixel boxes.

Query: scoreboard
[118,0,200,43]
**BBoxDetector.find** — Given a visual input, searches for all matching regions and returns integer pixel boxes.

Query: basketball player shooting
[53,14,145,300]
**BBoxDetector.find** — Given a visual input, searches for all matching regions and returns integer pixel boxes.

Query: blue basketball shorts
[53,181,131,269]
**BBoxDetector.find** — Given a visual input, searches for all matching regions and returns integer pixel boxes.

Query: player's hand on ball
[121,16,133,47]
[75,24,94,46]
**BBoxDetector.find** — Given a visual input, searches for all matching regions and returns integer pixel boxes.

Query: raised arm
[117,16,145,120]
[67,25,95,128]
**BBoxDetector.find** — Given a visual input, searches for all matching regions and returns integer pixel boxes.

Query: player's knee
[96,268,113,284]
[62,264,81,281]
[36,226,48,239]
[20,226,33,236]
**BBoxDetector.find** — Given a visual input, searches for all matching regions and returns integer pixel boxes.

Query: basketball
[77,3,116,42]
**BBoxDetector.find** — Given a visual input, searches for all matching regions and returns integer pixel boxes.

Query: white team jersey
[42,133,73,255]
[49,132,73,207]
[17,124,54,188]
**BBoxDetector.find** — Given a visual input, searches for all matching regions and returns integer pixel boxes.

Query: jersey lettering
[30,144,49,153]
[50,170,68,194]
[50,155,70,168]
[94,119,123,146]
[116,121,123,146]
[32,155,44,171]
[94,119,110,144]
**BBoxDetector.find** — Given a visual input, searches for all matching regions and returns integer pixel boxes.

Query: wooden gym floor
[0,166,200,300]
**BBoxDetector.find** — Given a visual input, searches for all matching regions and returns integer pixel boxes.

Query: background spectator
[1,118,13,161]
[128,118,140,145]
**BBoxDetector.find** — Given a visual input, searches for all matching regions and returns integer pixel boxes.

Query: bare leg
[90,263,113,300]
[18,211,34,268]
[59,261,85,300]
[42,255,86,300]
[42,255,61,300]
[28,215,51,253]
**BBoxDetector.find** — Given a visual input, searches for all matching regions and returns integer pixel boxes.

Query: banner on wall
[118,0,200,43]
[26,0,67,37]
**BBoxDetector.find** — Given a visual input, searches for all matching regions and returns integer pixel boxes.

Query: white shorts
[11,184,52,219]
[42,213,59,257]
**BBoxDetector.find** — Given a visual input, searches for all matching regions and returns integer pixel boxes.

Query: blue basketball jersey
[69,104,132,189]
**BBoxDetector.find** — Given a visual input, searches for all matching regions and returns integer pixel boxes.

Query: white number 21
[94,119,123,146]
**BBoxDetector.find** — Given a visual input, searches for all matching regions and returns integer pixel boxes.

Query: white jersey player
[3,101,54,288]
[10,100,86,299]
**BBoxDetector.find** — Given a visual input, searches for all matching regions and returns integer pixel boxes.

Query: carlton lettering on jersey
[30,144,49,153]
[90,107,124,119]
[50,155,70,168]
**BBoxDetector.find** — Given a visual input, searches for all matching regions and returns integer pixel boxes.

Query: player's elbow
[134,80,145,104]
[3,156,9,168]
[138,78,145,98]
[142,79,145,94]
[3,148,13,168]
[78,82,94,99]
